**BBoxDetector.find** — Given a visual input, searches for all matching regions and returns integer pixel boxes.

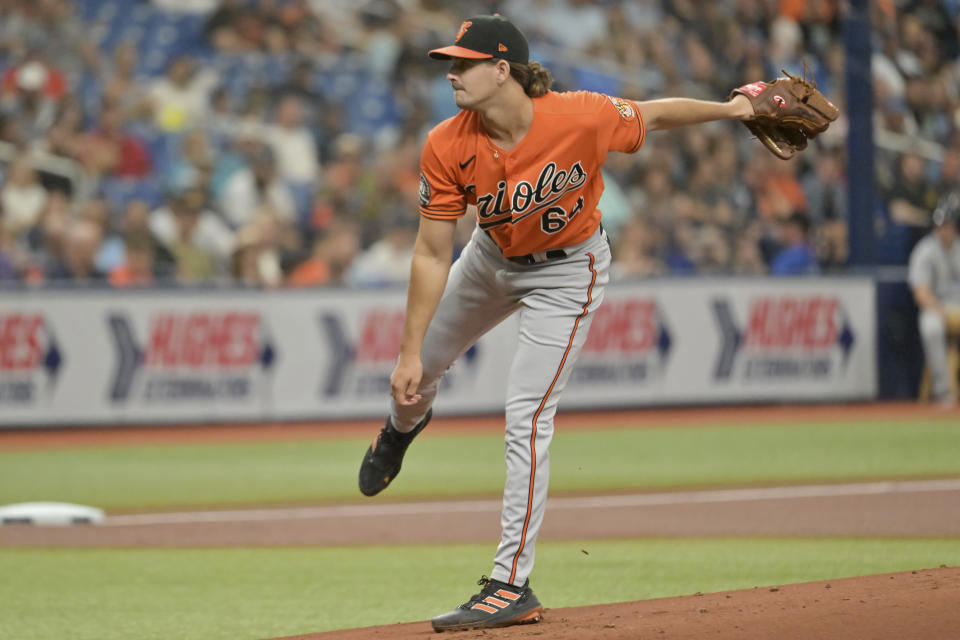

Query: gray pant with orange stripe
[391,225,610,586]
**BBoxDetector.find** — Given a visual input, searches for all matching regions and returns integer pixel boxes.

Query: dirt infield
[276,567,960,640]
[3,480,960,547]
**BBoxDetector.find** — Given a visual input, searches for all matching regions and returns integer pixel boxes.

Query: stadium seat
[347,82,404,135]
[99,176,166,212]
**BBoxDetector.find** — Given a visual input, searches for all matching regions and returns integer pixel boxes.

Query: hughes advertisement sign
[0,279,875,427]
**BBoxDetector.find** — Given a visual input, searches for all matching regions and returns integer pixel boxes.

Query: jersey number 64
[540,196,585,234]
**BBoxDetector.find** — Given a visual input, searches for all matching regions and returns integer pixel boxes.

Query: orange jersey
[418,90,645,256]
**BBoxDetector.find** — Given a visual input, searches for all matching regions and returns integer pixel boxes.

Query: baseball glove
[730,64,839,160]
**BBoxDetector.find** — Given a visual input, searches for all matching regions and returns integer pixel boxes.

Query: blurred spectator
[802,146,849,270]
[7,2,91,79]
[210,120,263,201]
[75,197,120,272]
[167,203,220,283]
[770,212,818,276]
[42,97,85,158]
[286,221,361,287]
[662,221,697,275]
[358,0,404,80]
[218,145,296,229]
[148,56,218,133]
[935,147,960,196]
[151,187,234,276]
[278,59,325,119]
[230,219,283,288]
[205,0,265,53]
[769,16,805,76]
[83,102,153,179]
[693,224,731,274]
[100,41,152,122]
[611,217,663,280]
[167,129,216,196]
[0,59,59,144]
[802,147,847,225]
[347,214,416,287]
[45,218,107,282]
[908,194,960,406]
[206,87,236,145]
[265,94,319,183]
[888,150,936,225]
[108,231,163,288]
[1,55,67,102]
[103,198,176,275]
[814,216,849,273]
[321,133,368,211]
[753,154,808,221]
[23,189,70,281]
[264,95,320,220]
[594,170,631,246]
[1,153,47,237]
[731,225,767,275]
[0,226,19,281]
[887,150,939,252]
[510,0,608,51]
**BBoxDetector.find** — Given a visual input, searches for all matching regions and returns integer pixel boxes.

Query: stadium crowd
[0,0,957,288]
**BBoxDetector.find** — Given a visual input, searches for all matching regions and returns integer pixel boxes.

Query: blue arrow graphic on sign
[838,315,855,368]
[656,310,671,361]
[43,334,62,380]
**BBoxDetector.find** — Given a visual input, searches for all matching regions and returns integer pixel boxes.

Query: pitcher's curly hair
[507,61,553,98]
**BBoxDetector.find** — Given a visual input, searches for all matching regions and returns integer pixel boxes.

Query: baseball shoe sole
[358,409,432,497]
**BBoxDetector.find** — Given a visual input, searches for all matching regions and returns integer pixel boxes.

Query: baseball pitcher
[358,14,838,632]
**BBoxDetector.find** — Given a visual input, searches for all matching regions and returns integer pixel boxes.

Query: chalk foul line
[102,479,960,527]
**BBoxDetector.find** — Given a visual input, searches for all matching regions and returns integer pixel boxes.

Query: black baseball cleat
[358,409,432,497]
[431,575,543,632]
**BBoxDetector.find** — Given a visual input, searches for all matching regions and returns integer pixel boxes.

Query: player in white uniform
[908,194,960,405]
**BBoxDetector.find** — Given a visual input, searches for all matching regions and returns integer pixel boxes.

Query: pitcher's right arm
[391,216,458,405]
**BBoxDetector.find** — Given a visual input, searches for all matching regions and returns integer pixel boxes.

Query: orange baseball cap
[428,15,529,64]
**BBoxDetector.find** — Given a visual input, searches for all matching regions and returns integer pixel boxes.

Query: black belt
[507,249,567,265]
[483,228,571,265]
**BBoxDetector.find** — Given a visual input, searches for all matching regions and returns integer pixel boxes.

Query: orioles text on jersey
[475,160,587,232]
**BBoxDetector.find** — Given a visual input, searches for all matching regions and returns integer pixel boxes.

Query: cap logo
[456,21,472,42]
[498,43,508,52]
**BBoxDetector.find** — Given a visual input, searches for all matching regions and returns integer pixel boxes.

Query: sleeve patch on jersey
[418,172,431,206]
[607,95,635,120]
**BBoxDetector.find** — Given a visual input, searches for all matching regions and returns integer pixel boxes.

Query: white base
[0,502,105,526]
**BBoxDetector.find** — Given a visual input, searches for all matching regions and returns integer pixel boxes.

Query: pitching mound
[275,567,959,640]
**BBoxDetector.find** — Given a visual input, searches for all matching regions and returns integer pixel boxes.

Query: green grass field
[2,539,958,640]
[1,419,958,510]
[1,415,959,639]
